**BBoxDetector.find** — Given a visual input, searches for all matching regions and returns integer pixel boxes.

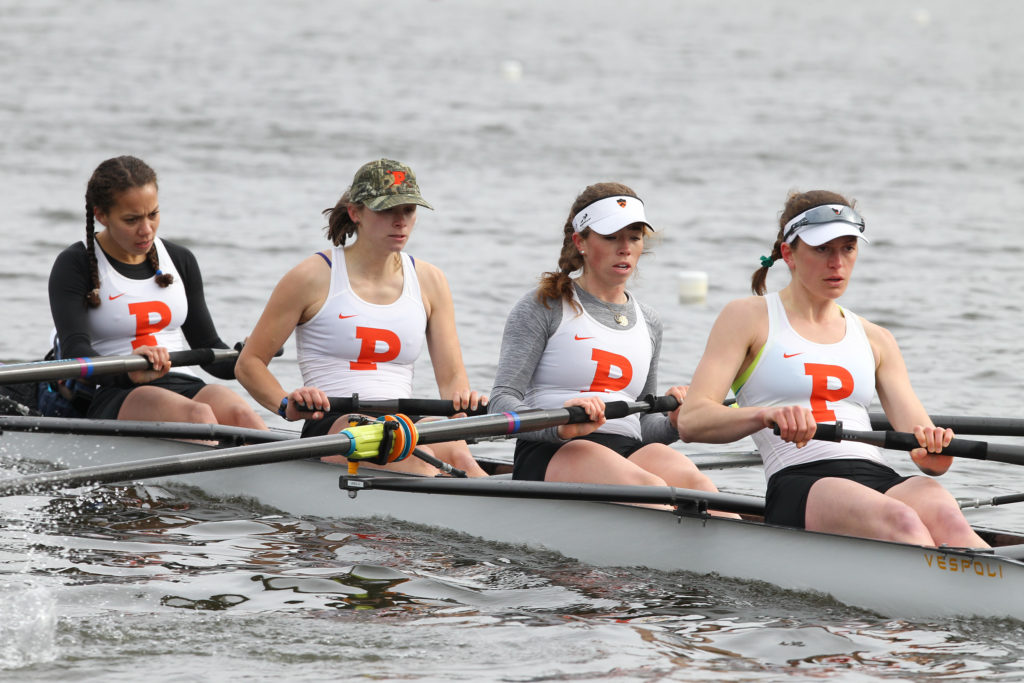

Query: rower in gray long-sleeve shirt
[481,180,735,516]
[489,283,679,445]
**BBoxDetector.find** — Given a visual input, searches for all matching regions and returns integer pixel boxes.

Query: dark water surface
[2,0,1024,679]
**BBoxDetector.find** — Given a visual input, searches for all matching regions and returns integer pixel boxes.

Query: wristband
[277,397,289,418]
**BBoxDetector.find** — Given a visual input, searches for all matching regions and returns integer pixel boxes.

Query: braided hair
[536,182,641,310]
[84,156,171,307]
[750,189,855,295]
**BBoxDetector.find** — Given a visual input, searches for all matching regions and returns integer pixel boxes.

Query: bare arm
[418,259,484,412]
[867,319,953,475]
[236,255,332,421]
[678,296,818,447]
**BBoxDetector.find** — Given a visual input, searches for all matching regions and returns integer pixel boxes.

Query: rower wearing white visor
[488,182,737,516]
[678,189,986,548]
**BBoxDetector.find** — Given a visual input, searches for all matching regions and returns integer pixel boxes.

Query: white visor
[783,204,870,246]
[572,195,652,235]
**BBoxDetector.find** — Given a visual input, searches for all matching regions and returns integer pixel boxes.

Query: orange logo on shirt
[804,362,854,422]
[128,301,172,349]
[586,348,633,393]
[351,326,401,370]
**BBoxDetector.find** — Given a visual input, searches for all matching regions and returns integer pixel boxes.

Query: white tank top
[526,292,651,439]
[734,292,883,478]
[87,237,196,377]
[296,247,426,399]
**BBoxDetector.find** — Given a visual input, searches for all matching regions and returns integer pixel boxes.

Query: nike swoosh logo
[338,314,358,319]
[783,352,803,358]
[574,334,594,341]
[108,293,125,300]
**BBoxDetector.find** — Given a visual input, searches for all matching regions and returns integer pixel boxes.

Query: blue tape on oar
[502,411,521,434]
[76,358,94,377]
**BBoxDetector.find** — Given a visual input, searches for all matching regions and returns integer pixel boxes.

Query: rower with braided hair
[47,155,265,428]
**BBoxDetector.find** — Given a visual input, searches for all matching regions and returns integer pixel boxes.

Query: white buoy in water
[501,59,523,82]
[678,271,708,304]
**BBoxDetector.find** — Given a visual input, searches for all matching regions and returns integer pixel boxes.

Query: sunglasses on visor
[783,205,865,243]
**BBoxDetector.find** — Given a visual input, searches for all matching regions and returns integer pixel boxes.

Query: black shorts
[764,458,912,529]
[86,373,207,420]
[513,432,646,481]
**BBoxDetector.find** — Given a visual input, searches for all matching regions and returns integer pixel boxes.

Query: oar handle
[810,423,991,459]
[324,395,489,417]
[321,394,681,419]
[167,348,237,368]
[796,422,1024,466]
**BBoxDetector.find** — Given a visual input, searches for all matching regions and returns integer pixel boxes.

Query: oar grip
[776,423,843,441]
[324,395,490,417]
[168,349,218,367]
[875,430,989,460]
[642,394,681,414]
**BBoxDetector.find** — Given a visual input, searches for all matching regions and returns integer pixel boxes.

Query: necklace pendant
[614,314,628,327]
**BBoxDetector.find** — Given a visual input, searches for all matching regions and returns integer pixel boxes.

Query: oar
[0,415,294,446]
[0,348,238,385]
[0,396,679,496]
[805,422,1024,466]
[959,492,1024,509]
[869,413,1024,437]
[338,476,766,516]
[324,395,489,417]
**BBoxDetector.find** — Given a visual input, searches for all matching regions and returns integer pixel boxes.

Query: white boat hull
[2,428,1022,620]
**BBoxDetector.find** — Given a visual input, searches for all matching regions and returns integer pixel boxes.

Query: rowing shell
[1,420,1022,620]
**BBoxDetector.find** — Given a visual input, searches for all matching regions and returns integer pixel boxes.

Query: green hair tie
[759,255,775,268]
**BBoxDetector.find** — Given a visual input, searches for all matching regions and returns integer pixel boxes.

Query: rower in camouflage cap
[349,158,434,211]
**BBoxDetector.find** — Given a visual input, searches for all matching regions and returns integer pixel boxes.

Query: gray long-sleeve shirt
[488,283,680,443]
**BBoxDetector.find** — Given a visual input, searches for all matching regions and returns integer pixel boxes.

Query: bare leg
[546,440,666,486]
[118,385,217,424]
[886,476,988,548]
[805,477,936,545]
[193,384,267,430]
[628,444,740,518]
[546,441,677,511]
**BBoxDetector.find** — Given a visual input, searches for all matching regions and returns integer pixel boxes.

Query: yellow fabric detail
[731,342,766,397]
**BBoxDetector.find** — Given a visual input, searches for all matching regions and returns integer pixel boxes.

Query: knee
[621,468,667,487]
[923,499,974,534]
[224,403,265,429]
[185,401,218,424]
[880,501,930,539]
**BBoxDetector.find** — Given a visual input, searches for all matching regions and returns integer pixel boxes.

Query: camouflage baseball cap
[349,159,434,211]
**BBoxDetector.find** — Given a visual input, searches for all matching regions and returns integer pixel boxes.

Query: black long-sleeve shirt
[48,239,237,384]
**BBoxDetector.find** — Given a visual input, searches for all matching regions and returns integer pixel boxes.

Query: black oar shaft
[812,423,1024,466]
[0,348,237,385]
[339,476,765,515]
[870,413,1024,437]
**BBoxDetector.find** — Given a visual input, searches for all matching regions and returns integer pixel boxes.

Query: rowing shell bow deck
[1,415,1023,620]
